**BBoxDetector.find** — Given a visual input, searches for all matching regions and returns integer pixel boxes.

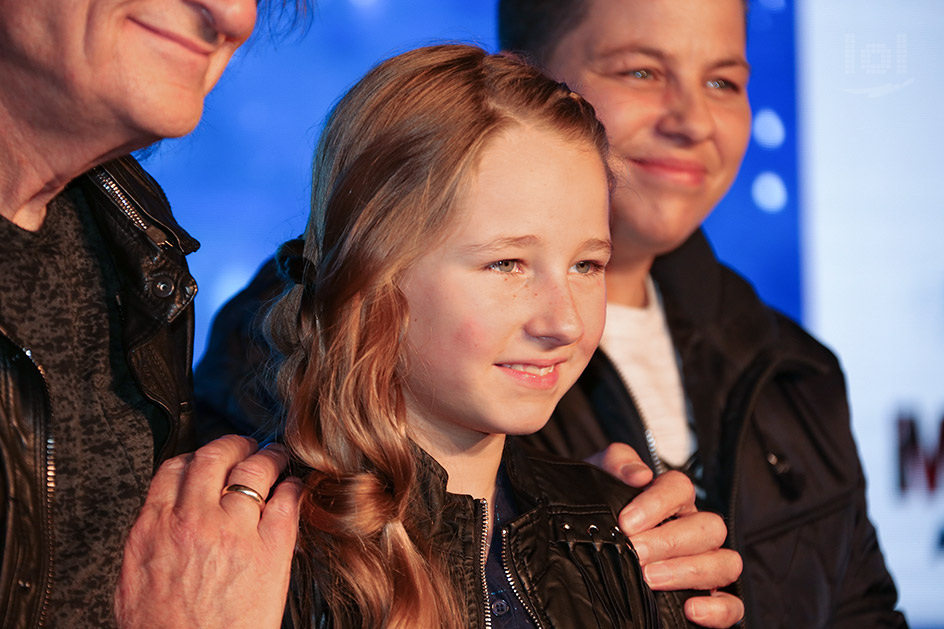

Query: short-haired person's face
[399,124,611,452]
[0,0,257,140]
[547,0,751,260]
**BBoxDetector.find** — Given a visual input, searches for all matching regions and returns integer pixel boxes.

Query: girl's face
[399,123,611,453]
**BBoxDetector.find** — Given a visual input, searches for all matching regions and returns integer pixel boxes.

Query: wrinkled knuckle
[157,454,188,474]
[661,532,683,556]
[726,549,744,578]
[266,497,300,521]
[190,444,230,467]
[701,513,728,545]
[230,459,273,487]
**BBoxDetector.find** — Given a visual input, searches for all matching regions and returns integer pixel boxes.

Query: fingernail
[620,507,645,535]
[643,563,670,588]
[688,598,707,620]
[631,538,650,564]
[619,463,649,483]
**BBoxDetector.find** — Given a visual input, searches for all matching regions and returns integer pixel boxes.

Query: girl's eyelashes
[487,259,521,273]
[484,259,606,275]
[571,260,606,276]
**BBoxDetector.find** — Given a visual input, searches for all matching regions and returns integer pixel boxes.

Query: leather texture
[291,442,696,628]
[0,156,199,628]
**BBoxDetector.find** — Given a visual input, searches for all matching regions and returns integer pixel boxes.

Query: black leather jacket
[0,156,199,627]
[292,441,695,629]
[526,231,907,628]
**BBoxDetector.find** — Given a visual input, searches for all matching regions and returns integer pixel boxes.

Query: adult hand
[589,443,744,628]
[115,435,303,629]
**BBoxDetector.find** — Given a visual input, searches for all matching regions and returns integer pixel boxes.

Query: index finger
[176,435,260,510]
[618,470,696,537]
[587,442,654,488]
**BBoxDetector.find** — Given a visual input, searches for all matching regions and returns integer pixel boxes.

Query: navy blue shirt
[485,468,537,629]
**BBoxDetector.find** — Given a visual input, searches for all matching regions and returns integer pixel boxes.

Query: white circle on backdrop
[752,172,788,212]
[753,109,786,149]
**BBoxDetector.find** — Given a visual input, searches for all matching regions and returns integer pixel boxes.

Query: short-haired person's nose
[187,0,257,46]
[524,277,584,346]
[656,81,716,145]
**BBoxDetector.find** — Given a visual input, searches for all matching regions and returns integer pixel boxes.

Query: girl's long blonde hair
[266,44,610,628]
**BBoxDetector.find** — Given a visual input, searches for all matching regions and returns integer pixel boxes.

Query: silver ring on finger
[222,483,266,508]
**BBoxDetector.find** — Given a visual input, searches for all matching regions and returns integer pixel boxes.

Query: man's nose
[187,0,257,46]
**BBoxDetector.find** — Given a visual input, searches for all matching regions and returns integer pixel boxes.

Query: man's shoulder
[655,230,841,370]
[77,155,199,254]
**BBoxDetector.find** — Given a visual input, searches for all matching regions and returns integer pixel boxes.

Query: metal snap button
[153,277,175,298]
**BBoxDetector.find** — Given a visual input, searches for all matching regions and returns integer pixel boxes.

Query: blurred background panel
[138,1,943,625]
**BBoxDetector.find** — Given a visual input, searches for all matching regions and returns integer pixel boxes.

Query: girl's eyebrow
[583,237,613,257]
[460,235,540,255]
[460,235,611,256]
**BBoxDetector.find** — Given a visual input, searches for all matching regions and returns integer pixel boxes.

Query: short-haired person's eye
[707,78,738,91]
[631,69,651,80]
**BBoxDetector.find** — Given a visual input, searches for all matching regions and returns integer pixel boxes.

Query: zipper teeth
[609,360,667,475]
[39,434,56,627]
[93,171,148,233]
[500,527,545,629]
[13,344,56,627]
[477,499,492,629]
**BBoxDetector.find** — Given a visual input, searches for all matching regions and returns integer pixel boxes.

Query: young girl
[266,44,692,628]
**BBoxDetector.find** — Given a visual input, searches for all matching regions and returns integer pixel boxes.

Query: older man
[0,1,302,627]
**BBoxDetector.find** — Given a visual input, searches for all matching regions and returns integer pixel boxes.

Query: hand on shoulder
[592,443,745,629]
[115,435,303,629]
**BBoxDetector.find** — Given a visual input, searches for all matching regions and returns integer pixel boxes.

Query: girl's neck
[412,429,505,504]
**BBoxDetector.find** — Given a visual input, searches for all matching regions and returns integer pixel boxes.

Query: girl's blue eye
[489,260,519,273]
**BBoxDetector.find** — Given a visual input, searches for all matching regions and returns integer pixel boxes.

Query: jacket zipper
[92,170,171,248]
[1,333,57,627]
[476,498,492,629]
[500,527,545,628]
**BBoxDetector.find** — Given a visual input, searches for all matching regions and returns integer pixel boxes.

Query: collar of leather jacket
[72,155,199,328]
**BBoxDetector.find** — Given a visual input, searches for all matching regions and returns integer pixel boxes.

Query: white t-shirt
[599,277,695,470]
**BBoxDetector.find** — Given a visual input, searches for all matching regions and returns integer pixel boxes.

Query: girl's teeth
[504,363,555,376]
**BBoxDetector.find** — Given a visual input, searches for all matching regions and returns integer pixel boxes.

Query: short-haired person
[271,42,696,628]
[498,0,906,626]
[0,1,305,627]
